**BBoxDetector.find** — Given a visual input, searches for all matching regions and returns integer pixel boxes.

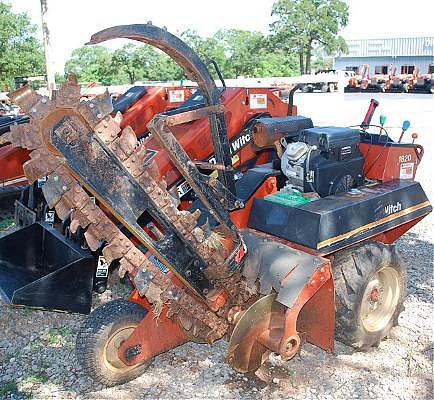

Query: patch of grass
[30,341,43,352]
[58,326,73,337]
[26,372,49,385]
[0,217,14,231]
[0,381,32,398]
[0,381,18,396]
[1,349,21,364]
[47,329,60,345]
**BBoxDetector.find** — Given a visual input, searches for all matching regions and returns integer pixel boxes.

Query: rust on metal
[165,104,225,126]
[6,76,231,345]
[193,160,230,171]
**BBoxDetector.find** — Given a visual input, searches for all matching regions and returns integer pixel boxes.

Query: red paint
[280,261,334,356]
[120,86,194,134]
[371,216,425,244]
[144,87,289,188]
[296,275,335,352]
[360,142,423,181]
[118,303,188,366]
[0,145,30,186]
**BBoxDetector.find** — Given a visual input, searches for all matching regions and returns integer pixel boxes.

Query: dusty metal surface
[4,24,337,376]
[5,75,230,342]
[87,23,236,194]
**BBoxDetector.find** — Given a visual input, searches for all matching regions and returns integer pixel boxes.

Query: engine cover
[300,126,361,160]
[282,126,364,197]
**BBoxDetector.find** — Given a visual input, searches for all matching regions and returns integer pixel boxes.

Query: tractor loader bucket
[0,222,95,313]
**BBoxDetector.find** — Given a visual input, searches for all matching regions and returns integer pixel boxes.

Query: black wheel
[333,241,406,350]
[76,299,151,386]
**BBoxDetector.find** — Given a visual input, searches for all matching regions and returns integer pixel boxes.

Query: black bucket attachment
[0,222,95,313]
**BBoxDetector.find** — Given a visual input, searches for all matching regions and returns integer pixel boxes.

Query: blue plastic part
[402,120,410,131]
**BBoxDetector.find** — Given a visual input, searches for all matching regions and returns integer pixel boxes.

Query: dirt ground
[0,92,433,399]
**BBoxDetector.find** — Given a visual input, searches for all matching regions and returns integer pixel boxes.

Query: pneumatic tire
[333,241,406,350]
[76,299,151,387]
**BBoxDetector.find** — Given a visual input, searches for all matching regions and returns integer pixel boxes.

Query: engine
[280,126,364,197]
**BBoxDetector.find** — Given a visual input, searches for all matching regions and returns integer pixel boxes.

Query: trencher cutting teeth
[6,74,229,341]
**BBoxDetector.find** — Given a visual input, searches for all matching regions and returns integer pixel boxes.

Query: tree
[64,45,114,85]
[181,30,227,78]
[215,29,298,78]
[271,0,349,74]
[0,2,45,90]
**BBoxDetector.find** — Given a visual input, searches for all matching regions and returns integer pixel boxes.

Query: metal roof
[341,37,434,58]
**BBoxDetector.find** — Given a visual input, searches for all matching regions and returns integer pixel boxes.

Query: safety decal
[400,162,414,179]
[250,93,267,109]
[168,89,185,103]
[96,256,109,278]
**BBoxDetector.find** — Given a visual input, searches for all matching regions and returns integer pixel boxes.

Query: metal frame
[88,23,235,194]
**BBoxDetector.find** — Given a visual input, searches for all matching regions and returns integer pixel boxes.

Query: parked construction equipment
[411,65,434,93]
[0,23,431,387]
[344,64,370,91]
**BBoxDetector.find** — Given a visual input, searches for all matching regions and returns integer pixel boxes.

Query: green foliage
[0,380,32,398]
[64,45,114,85]
[271,0,349,74]
[62,2,347,83]
[65,43,184,85]
[0,2,45,91]
[63,28,298,84]
[0,381,19,396]
[25,373,49,385]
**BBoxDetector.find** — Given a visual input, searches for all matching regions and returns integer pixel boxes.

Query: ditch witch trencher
[0,23,431,386]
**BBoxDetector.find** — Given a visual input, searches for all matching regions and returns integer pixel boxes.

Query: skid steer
[1,23,431,386]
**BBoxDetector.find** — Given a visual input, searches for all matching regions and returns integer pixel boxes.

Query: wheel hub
[361,267,401,332]
[104,326,136,371]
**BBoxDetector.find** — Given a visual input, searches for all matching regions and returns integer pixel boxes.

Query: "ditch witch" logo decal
[206,131,252,164]
[176,130,253,198]
[384,202,402,215]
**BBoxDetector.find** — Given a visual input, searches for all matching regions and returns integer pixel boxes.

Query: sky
[9,0,434,73]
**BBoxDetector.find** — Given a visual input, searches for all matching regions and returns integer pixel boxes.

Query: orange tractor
[388,65,415,93]
[411,65,434,93]
[344,64,370,91]
[0,23,431,387]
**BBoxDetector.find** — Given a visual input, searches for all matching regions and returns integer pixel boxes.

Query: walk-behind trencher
[1,23,431,387]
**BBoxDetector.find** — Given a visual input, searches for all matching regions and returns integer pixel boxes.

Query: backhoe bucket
[0,222,95,313]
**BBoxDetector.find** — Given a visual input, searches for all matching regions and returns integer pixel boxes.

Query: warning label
[169,89,185,103]
[250,93,267,109]
[400,162,414,179]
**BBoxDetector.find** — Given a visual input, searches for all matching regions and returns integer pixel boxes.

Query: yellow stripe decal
[317,201,431,249]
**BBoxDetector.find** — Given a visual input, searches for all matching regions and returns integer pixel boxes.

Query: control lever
[361,98,379,129]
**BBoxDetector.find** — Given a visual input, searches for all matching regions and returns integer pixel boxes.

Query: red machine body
[346,65,370,91]
[120,86,194,134]
[361,141,423,181]
[0,86,194,194]
[145,87,288,190]
[0,86,289,197]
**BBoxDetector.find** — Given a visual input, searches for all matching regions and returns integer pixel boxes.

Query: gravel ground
[0,93,433,399]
